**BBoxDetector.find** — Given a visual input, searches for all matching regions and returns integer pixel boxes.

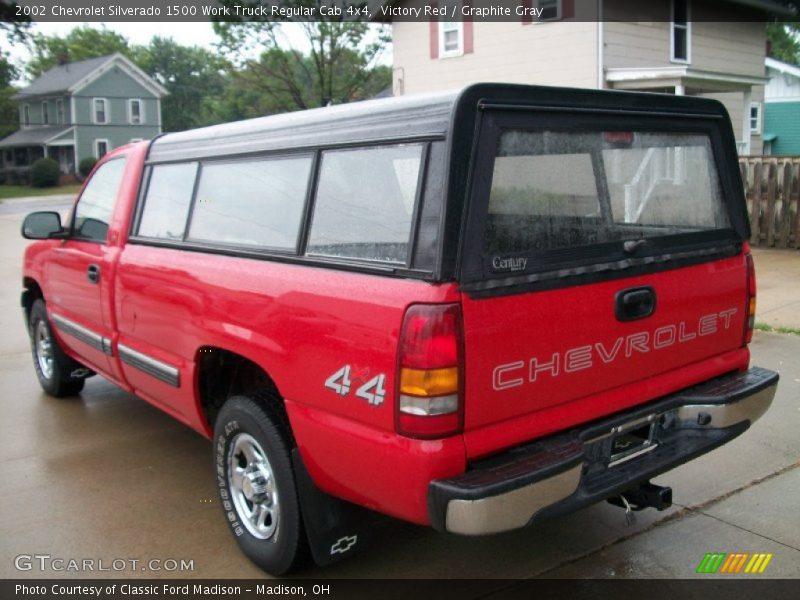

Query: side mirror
[21,211,64,240]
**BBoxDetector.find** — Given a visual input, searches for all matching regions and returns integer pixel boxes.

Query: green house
[0,53,167,179]
[763,57,800,156]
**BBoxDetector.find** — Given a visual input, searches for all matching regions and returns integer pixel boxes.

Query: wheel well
[22,278,44,323]
[196,347,294,444]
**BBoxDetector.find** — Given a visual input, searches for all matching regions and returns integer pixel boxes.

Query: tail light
[743,252,756,345]
[396,303,463,439]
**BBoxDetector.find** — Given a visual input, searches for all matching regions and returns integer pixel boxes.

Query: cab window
[73,158,127,242]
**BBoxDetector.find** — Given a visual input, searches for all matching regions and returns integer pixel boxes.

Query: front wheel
[214,394,308,575]
[29,299,87,397]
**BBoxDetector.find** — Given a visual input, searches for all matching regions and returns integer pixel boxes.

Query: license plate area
[609,418,658,467]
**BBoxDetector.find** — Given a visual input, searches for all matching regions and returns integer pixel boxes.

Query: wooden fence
[739,157,800,249]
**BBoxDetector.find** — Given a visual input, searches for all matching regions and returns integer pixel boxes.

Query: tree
[0,2,28,140]
[214,17,391,112]
[0,1,31,43]
[133,37,230,131]
[767,21,800,65]
[0,52,18,138]
[26,25,130,78]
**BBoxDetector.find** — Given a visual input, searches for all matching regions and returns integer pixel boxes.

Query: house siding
[73,67,160,162]
[689,20,765,76]
[702,86,765,155]
[764,102,800,155]
[603,1,765,76]
[17,94,72,128]
[393,20,598,95]
[3,55,164,176]
[603,21,672,70]
[766,67,800,100]
[601,0,766,155]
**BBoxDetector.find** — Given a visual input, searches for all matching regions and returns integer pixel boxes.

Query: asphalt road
[0,198,798,579]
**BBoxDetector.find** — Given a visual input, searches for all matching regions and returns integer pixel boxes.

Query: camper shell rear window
[460,109,746,292]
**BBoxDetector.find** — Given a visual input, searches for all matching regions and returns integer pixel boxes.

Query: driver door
[46,157,127,377]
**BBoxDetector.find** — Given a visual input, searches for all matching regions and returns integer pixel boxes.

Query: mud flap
[291,449,372,567]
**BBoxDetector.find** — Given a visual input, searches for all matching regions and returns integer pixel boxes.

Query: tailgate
[461,256,746,431]
[457,106,750,451]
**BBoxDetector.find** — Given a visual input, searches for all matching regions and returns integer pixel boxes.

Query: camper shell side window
[129,140,445,278]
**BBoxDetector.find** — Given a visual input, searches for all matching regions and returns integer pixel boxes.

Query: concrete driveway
[0,199,798,579]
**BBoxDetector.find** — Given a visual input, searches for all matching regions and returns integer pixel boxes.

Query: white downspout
[742,87,752,155]
[597,1,604,89]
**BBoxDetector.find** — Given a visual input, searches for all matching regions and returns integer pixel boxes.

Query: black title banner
[6,0,796,23]
[4,579,800,600]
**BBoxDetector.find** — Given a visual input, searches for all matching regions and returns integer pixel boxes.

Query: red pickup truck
[21,84,778,575]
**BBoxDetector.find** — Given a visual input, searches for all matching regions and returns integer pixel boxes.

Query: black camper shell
[136,83,749,289]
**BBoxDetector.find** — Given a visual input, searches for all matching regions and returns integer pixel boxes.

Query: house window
[23,104,30,126]
[750,103,762,134]
[671,0,691,63]
[56,99,64,124]
[128,99,144,124]
[41,102,49,125]
[439,21,463,58]
[95,139,110,159]
[538,0,562,21]
[93,98,108,124]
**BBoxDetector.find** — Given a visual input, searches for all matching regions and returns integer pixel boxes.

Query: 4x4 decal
[325,366,352,396]
[325,365,386,406]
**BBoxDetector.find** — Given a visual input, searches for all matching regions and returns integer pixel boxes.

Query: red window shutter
[430,2,439,59]
[563,0,575,19]
[464,0,474,53]
[521,0,533,25]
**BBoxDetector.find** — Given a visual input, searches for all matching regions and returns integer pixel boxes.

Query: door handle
[87,264,100,284]
[615,286,656,322]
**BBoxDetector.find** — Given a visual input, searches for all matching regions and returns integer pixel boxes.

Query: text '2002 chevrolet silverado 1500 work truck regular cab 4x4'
[21,84,779,575]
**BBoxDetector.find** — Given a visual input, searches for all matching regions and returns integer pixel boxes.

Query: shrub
[30,158,60,188]
[78,157,97,178]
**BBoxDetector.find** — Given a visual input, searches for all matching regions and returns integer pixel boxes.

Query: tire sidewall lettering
[216,420,245,537]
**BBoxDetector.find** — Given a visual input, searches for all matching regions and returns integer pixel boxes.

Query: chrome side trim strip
[51,314,113,356]
[118,344,180,388]
[445,464,582,536]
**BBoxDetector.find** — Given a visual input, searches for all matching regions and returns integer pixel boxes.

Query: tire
[214,394,308,575]
[28,299,87,397]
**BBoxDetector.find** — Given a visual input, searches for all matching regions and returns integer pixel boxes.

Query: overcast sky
[8,22,391,84]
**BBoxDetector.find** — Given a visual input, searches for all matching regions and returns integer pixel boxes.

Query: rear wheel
[29,299,87,397]
[214,394,308,575]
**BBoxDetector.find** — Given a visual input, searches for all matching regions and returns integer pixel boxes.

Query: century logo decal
[696,552,773,574]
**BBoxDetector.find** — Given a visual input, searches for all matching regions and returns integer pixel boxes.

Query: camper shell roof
[146,83,734,165]
[144,84,743,283]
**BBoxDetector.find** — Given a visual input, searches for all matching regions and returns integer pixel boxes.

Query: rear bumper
[428,366,778,535]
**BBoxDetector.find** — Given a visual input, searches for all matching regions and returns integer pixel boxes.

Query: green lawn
[0,184,81,201]
[754,322,800,336]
